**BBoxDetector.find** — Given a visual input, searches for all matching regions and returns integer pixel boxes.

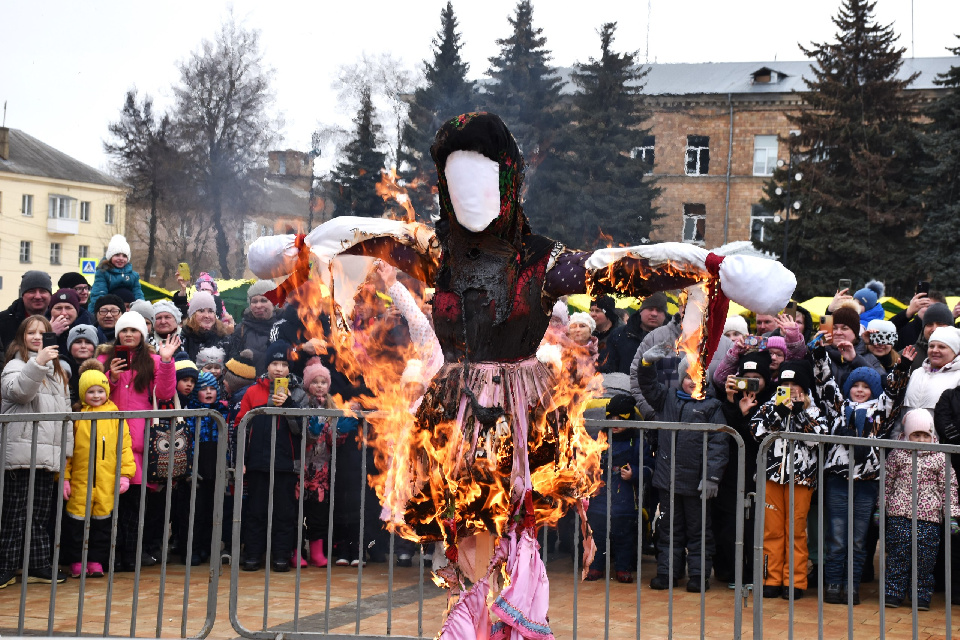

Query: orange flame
[286,261,609,574]
[377,168,419,222]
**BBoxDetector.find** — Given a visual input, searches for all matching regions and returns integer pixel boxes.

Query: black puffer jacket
[636,362,729,496]
[934,387,960,479]
[181,324,232,361]
[600,312,658,375]
[229,309,278,361]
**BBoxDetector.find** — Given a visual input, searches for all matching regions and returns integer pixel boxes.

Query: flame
[286,259,609,578]
[596,227,615,248]
[377,168,419,222]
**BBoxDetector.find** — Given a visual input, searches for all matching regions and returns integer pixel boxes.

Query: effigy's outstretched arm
[545,242,796,317]
[248,216,441,285]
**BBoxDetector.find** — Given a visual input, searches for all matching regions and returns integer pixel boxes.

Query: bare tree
[172,14,279,278]
[104,90,184,278]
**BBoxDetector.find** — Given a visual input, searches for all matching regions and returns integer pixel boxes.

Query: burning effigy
[248,113,796,639]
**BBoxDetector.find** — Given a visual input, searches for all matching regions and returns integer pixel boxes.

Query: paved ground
[1,553,958,638]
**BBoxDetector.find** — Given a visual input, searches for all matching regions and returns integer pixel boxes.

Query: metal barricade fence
[228,407,747,640]
[753,430,960,640]
[0,408,228,638]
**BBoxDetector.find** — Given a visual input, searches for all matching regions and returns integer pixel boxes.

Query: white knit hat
[569,311,596,332]
[115,311,148,340]
[901,409,935,441]
[247,279,277,301]
[106,234,131,260]
[929,326,960,357]
[152,299,182,323]
[723,315,749,337]
[551,300,569,326]
[188,291,216,317]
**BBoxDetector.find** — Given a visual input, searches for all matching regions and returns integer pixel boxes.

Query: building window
[50,242,61,265]
[682,203,706,244]
[685,135,710,176]
[631,135,656,168]
[22,194,33,216]
[78,245,89,259]
[105,204,115,224]
[753,135,778,176]
[80,201,91,222]
[750,204,777,243]
[49,195,75,219]
[278,155,287,175]
[19,241,31,264]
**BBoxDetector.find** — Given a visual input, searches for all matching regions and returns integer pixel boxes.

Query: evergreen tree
[526,23,659,248]
[399,1,477,221]
[915,39,960,290]
[758,0,921,299]
[483,1,564,159]
[329,89,388,218]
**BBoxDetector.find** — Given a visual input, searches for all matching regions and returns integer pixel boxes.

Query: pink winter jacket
[97,352,176,485]
[885,445,960,524]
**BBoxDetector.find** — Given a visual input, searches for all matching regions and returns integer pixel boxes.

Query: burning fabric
[248,113,796,639]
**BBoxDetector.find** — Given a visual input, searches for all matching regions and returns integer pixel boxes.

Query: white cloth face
[444,150,500,233]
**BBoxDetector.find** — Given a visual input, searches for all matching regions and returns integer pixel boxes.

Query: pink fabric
[439,577,491,640]
[97,353,176,484]
[490,530,554,640]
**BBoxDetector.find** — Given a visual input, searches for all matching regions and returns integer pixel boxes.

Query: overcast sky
[3,0,958,173]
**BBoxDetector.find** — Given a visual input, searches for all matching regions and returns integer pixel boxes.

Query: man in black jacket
[601,292,668,374]
[0,270,53,347]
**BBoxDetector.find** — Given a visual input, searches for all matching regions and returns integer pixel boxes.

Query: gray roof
[546,56,958,97]
[0,128,125,188]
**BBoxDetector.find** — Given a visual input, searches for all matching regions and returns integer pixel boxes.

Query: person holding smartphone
[0,315,73,587]
[235,340,305,573]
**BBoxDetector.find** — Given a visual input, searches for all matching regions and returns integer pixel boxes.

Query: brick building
[555,57,955,250]
[638,58,954,248]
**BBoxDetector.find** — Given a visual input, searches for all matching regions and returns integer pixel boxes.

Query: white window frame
[79,201,91,222]
[78,245,89,259]
[750,204,777,243]
[105,204,115,224]
[22,194,33,216]
[50,242,62,265]
[685,135,710,176]
[753,135,779,176]
[682,203,706,244]
[49,195,76,219]
[19,240,31,264]
[630,135,656,168]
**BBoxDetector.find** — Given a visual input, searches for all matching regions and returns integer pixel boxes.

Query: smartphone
[838,278,852,292]
[42,332,58,350]
[744,335,762,348]
[114,345,132,365]
[273,377,289,396]
[177,262,191,281]
[916,281,930,295]
[732,376,761,393]
[775,386,791,405]
[820,315,834,334]
[785,300,798,320]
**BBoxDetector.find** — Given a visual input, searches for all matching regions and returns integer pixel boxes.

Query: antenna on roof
[645,0,652,64]
[2,101,6,127]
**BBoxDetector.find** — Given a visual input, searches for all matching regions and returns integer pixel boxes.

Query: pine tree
[399,1,477,221]
[482,1,564,159]
[526,23,659,248]
[758,0,921,299]
[329,89,388,218]
[915,39,960,290]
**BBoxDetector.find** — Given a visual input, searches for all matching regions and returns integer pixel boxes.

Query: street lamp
[775,160,802,266]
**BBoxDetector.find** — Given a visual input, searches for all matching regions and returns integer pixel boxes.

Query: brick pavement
[1,554,958,638]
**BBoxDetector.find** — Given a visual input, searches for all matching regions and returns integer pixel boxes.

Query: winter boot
[309,539,328,568]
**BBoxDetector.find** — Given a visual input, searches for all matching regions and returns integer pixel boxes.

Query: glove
[307,416,322,437]
[119,477,130,494]
[698,479,719,500]
[872,509,880,527]
[642,342,674,365]
[63,481,71,501]
[943,422,960,445]
[951,519,959,537]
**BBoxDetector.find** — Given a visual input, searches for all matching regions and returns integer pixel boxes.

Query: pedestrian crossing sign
[80,258,97,275]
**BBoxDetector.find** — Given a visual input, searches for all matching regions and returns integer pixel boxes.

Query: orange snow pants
[762,480,813,589]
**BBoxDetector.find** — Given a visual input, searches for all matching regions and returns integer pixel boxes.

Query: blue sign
[80,259,97,275]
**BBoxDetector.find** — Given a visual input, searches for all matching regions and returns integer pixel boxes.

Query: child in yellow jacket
[62,368,135,578]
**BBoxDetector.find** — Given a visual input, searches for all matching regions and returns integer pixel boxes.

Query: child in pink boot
[298,358,334,568]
